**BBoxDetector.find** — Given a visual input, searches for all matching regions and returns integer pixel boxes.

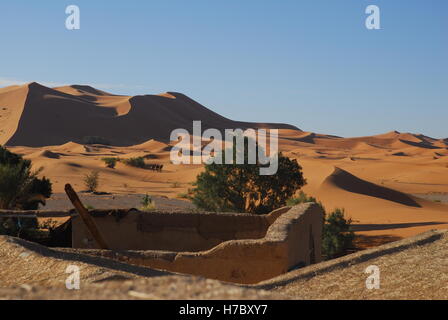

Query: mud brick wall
[73,203,323,284]
[71,207,289,252]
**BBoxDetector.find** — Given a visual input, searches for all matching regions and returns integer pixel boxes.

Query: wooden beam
[64,184,109,250]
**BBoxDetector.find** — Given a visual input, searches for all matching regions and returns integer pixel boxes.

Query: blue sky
[0,1,447,138]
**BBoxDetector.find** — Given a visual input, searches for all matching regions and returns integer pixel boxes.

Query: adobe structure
[0,203,323,284]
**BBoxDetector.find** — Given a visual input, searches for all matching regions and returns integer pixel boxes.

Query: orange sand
[1,83,448,245]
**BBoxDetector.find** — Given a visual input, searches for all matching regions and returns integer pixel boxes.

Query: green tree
[0,145,52,210]
[191,137,306,214]
[0,145,52,238]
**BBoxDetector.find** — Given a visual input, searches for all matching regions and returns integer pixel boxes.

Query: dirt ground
[261,229,448,299]
[2,230,448,300]
[43,193,195,211]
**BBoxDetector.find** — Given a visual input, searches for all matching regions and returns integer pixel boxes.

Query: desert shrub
[140,194,155,211]
[83,170,100,193]
[322,208,354,259]
[122,157,146,168]
[1,217,62,244]
[101,157,119,168]
[177,188,194,199]
[287,192,354,260]
[286,191,324,208]
[0,146,52,238]
[38,219,58,231]
[0,145,52,210]
[190,137,306,214]
[82,136,111,145]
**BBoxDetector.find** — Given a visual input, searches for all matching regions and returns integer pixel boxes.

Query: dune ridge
[2,82,448,243]
[321,167,421,207]
[0,82,299,147]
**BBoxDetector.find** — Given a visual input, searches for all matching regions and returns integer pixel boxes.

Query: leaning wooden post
[64,184,109,250]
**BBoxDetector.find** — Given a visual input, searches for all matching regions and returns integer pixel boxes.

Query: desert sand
[1,82,448,247]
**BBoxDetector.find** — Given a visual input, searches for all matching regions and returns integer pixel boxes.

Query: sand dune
[29,150,60,159]
[2,82,448,246]
[51,141,89,154]
[131,139,171,153]
[54,84,115,97]
[322,167,423,207]
[0,82,299,147]
[0,84,29,147]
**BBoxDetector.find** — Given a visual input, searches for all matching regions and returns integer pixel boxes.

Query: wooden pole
[64,184,109,250]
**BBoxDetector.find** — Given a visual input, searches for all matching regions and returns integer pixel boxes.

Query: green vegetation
[322,208,355,259]
[83,170,100,193]
[122,157,146,168]
[177,188,194,199]
[177,192,189,199]
[286,191,322,208]
[101,157,119,168]
[0,145,52,210]
[140,194,155,211]
[38,219,58,231]
[190,137,306,214]
[0,145,53,238]
[0,217,63,245]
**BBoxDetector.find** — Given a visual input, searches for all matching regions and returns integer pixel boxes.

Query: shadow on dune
[4,82,300,147]
[398,139,440,149]
[351,221,446,232]
[323,167,422,207]
[354,234,403,249]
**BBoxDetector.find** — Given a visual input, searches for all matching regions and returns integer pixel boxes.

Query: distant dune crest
[0,82,446,152]
[0,82,298,147]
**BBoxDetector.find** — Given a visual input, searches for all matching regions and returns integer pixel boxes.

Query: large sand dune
[0,82,298,147]
[322,167,421,207]
[2,82,448,246]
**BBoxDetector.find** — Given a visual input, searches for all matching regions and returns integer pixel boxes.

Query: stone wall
[72,203,323,284]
